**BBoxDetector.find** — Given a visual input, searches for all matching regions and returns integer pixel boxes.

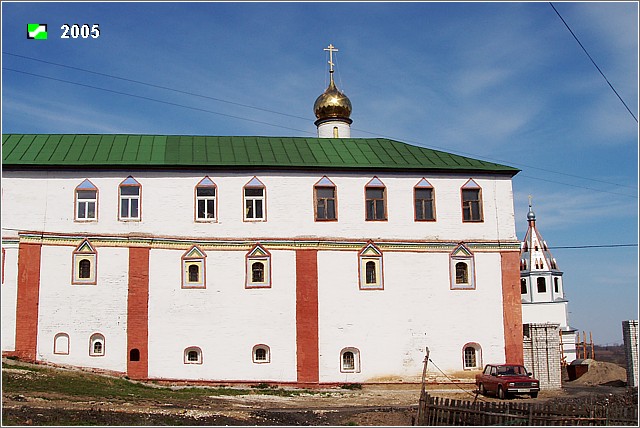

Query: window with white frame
[450,243,475,290]
[244,177,266,221]
[314,176,337,221]
[72,239,97,285]
[365,177,387,221]
[119,176,141,220]
[246,244,271,288]
[359,243,383,290]
[462,343,482,369]
[195,176,217,221]
[184,347,202,364]
[182,246,206,288]
[253,345,271,363]
[89,333,105,356]
[461,179,483,222]
[54,333,69,355]
[75,179,98,221]
[340,347,361,373]
[414,178,435,221]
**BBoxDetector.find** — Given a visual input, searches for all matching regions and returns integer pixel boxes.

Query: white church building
[520,202,578,364]
[1,46,525,385]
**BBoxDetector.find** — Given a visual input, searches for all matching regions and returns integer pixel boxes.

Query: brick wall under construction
[523,323,562,390]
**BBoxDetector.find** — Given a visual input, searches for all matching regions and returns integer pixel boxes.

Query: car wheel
[530,392,538,399]
[479,384,486,396]
[497,385,506,399]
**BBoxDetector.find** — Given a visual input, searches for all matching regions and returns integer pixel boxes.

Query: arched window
[554,277,559,294]
[188,264,199,283]
[343,351,355,370]
[246,244,271,288]
[79,259,91,279]
[340,347,360,373]
[252,262,264,283]
[184,347,202,364]
[182,246,206,288]
[54,333,69,355]
[455,262,468,284]
[333,126,339,138]
[252,345,271,363]
[89,333,105,356]
[130,348,140,362]
[73,240,97,285]
[462,343,482,369]
[537,277,546,293]
[521,279,527,294]
[365,261,376,284]
[359,243,383,290]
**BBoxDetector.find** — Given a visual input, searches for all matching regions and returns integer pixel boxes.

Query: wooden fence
[415,391,638,426]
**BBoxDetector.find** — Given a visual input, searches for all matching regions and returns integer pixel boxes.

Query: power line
[4,52,636,193]
[518,174,637,199]
[549,243,637,250]
[3,52,311,122]
[3,68,315,136]
[549,2,638,123]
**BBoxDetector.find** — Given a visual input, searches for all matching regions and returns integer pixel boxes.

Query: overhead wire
[549,2,638,123]
[3,68,315,136]
[2,53,637,198]
[5,52,635,193]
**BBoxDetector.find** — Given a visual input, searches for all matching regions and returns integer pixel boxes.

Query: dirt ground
[2,358,637,426]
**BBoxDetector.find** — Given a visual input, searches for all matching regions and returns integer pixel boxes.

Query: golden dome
[313,75,352,121]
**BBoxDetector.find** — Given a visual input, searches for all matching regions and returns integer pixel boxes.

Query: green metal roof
[2,134,519,175]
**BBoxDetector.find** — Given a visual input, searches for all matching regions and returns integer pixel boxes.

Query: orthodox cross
[324,44,338,72]
[528,194,533,208]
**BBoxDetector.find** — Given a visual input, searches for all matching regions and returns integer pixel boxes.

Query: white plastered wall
[36,245,129,372]
[147,248,297,381]
[1,244,19,352]
[1,170,517,244]
[317,251,507,383]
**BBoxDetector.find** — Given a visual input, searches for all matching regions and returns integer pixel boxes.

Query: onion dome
[313,74,352,122]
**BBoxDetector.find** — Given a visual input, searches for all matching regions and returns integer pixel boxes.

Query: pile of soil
[569,360,627,386]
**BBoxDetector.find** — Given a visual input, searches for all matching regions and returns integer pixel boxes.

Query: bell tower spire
[314,43,353,138]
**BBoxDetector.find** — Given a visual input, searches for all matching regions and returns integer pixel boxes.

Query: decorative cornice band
[12,231,521,253]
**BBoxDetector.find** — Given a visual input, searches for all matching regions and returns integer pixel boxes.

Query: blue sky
[2,1,638,345]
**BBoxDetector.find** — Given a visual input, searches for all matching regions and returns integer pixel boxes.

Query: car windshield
[496,365,527,376]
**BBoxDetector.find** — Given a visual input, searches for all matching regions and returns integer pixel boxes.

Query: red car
[475,364,540,399]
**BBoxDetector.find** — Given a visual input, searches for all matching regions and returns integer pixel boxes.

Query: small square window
[253,345,271,363]
[184,347,202,364]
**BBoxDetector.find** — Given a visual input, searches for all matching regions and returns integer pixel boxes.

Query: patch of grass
[340,383,362,390]
[2,361,326,401]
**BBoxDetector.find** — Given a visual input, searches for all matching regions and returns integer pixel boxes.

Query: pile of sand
[570,360,627,386]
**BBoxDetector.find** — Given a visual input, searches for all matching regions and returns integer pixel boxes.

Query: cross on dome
[324,44,338,73]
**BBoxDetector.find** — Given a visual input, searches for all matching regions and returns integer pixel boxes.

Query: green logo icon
[27,24,48,40]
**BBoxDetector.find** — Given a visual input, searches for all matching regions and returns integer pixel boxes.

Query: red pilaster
[296,250,319,384]
[15,242,42,361]
[127,246,149,379]
[501,251,524,364]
